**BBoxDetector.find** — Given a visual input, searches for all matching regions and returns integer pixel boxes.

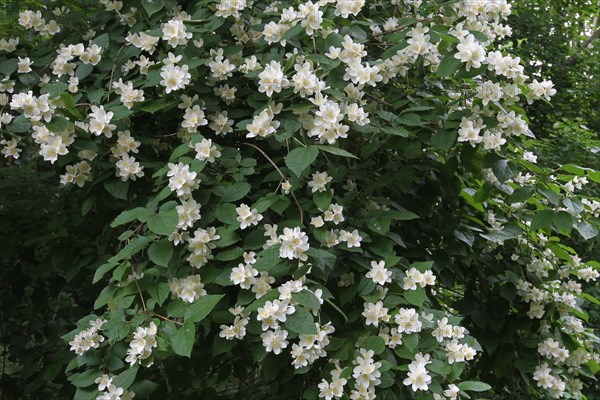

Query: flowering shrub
[1,0,599,399]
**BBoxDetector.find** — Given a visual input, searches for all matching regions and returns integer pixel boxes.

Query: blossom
[160,64,191,93]
[279,227,309,261]
[258,60,289,97]
[236,203,263,229]
[366,261,392,286]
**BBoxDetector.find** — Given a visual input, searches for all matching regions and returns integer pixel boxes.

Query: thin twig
[242,142,304,225]
[132,262,147,313]
[152,312,183,326]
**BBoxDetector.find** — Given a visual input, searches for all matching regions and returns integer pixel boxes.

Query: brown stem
[242,142,305,225]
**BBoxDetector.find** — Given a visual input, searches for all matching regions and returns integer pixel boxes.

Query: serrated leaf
[575,221,599,240]
[553,211,573,233]
[142,0,164,16]
[109,236,152,263]
[293,290,321,310]
[171,322,196,357]
[315,145,358,159]
[285,307,316,335]
[313,190,333,211]
[103,179,129,200]
[436,55,462,77]
[285,146,319,177]
[220,182,251,202]
[361,336,386,355]
[112,365,139,390]
[146,209,178,235]
[404,287,426,307]
[148,239,173,267]
[458,381,492,392]
[215,203,238,225]
[184,294,225,323]
[530,210,554,230]
[111,207,151,227]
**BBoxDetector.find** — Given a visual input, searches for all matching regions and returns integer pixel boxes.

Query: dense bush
[1,1,599,399]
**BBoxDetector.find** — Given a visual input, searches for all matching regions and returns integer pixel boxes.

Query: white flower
[88,105,116,138]
[279,227,310,261]
[236,203,263,229]
[160,64,191,93]
[308,171,332,193]
[258,60,289,97]
[193,138,220,163]
[162,19,192,47]
[366,261,392,286]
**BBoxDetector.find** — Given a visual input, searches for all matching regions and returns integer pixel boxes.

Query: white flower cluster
[60,160,92,187]
[69,318,106,355]
[162,19,192,47]
[169,275,207,303]
[366,261,392,286]
[175,198,201,230]
[111,130,144,181]
[402,267,436,290]
[318,367,347,400]
[125,321,158,366]
[94,374,135,400]
[18,9,60,36]
[236,203,263,229]
[220,306,250,340]
[89,105,116,138]
[186,227,220,268]
[112,79,145,109]
[167,162,199,198]
[192,138,221,163]
[348,348,382,399]
[286,322,331,369]
[246,103,282,139]
[403,353,432,392]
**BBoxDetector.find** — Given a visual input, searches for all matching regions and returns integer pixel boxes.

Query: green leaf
[507,186,535,204]
[171,322,196,357]
[0,58,18,76]
[281,23,304,40]
[69,369,99,388]
[404,287,426,307]
[147,282,171,306]
[575,221,599,240]
[285,308,317,335]
[314,145,358,159]
[313,190,333,211]
[530,210,554,230]
[215,203,239,225]
[103,179,129,200]
[397,113,421,126]
[7,116,32,133]
[75,63,94,80]
[140,98,175,113]
[109,236,152,263]
[148,239,173,267]
[431,130,456,151]
[285,146,319,177]
[458,381,492,392]
[293,290,321,310]
[146,209,178,235]
[112,365,139,390]
[41,81,68,97]
[553,211,573,233]
[142,0,164,16]
[361,336,386,355]
[111,207,151,227]
[436,55,462,77]
[46,117,69,133]
[220,182,251,202]
[93,261,118,284]
[184,294,225,323]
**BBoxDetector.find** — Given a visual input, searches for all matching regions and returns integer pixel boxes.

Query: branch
[242,142,304,225]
